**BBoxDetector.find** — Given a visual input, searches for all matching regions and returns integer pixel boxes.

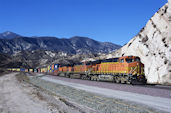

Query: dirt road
[0,73,96,113]
[0,73,51,113]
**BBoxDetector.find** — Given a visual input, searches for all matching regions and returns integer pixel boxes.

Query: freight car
[55,56,147,84]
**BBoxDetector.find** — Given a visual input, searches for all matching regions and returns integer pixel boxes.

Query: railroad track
[28,72,171,91]
[142,84,171,90]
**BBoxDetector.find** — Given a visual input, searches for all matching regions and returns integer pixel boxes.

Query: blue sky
[0,0,167,45]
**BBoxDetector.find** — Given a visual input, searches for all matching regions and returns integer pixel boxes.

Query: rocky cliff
[111,1,171,84]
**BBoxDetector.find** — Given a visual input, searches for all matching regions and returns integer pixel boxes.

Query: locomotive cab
[119,56,146,84]
[119,56,143,75]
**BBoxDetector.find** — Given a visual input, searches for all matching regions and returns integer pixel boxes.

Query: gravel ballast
[27,74,168,113]
[47,75,171,99]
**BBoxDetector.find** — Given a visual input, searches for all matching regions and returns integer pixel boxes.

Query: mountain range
[0,31,121,55]
[0,31,21,39]
[0,31,121,69]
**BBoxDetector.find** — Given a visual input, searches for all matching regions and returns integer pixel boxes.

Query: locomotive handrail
[129,66,137,75]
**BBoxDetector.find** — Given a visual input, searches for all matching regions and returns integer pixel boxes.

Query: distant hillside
[0,50,98,68]
[0,31,21,39]
[0,32,121,68]
[0,32,121,54]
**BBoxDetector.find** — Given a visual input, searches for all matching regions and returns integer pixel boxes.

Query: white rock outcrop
[112,1,171,84]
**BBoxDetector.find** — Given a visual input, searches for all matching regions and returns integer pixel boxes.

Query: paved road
[40,75,171,113]
[45,74,171,99]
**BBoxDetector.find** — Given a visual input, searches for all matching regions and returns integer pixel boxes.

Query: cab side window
[120,59,124,63]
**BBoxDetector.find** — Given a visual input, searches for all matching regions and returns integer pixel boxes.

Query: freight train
[8,56,147,84]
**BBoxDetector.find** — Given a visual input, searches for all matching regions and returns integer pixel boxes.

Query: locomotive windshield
[126,57,140,63]
[126,58,133,63]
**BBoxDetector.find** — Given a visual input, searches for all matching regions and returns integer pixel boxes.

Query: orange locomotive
[57,56,147,84]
